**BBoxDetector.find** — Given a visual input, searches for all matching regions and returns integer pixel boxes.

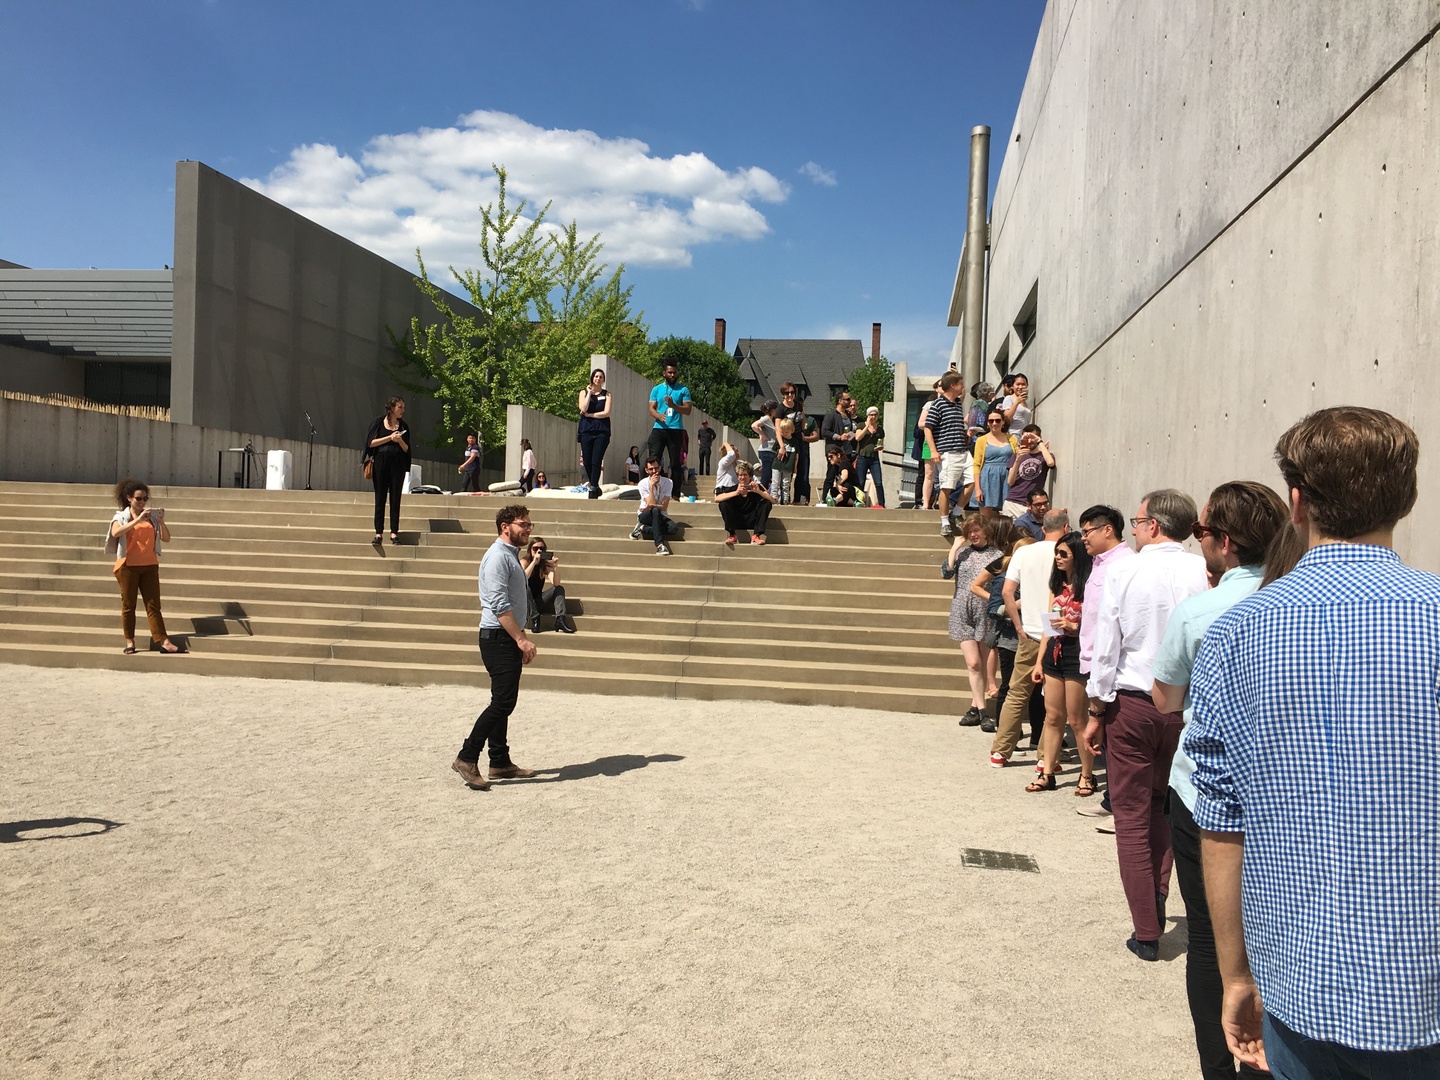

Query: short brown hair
[1205,481,1288,565]
[939,371,963,392]
[1275,407,1418,539]
[494,504,530,532]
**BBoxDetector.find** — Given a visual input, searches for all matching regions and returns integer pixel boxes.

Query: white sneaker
[655,542,672,556]
[630,525,644,540]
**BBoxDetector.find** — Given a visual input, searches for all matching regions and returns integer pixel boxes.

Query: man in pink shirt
[1083,490,1207,962]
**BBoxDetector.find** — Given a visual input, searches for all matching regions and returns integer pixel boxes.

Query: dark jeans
[462,469,480,492]
[372,452,405,534]
[794,447,812,503]
[527,584,569,629]
[719,493,771,537]
[1105,691,1181,941]
[646,428,685,484]
[580,431,610,496]
[758,449,775,491]
[1168,792,1269,1080]
[1263,1014,1440,1080]
[855,454,885,507]
[459,632,521,767]
[994,643,1015,718]
[636,506,673,541]
[698,446,712,474]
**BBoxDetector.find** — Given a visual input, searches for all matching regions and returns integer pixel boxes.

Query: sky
[1,0,1046,379]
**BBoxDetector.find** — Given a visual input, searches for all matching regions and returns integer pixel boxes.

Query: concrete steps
[0,481,967,714]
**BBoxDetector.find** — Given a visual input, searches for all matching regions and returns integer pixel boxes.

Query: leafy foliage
[845,354,896,415]
[389,166,647,450]
[646,336,751,429]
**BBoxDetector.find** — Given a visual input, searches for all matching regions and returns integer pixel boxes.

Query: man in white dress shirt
[1083,489,1207,961]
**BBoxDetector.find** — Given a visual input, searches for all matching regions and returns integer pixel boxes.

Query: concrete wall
[0,397,450,491]
[0,342,85,397]
[972,1,1440,569]
[171,161,476,451]
[505,355,758,489]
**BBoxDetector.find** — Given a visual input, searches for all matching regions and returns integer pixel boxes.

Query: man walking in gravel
[452,504,540,790]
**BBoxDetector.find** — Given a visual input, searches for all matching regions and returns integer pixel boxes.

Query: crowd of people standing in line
[936,402,1439,1080]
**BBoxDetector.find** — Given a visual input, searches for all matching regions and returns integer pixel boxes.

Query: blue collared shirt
[1013,510,1044,539]
[1186,544,1440,1051]
[477,536,525,629]
[1151,563,1264,811]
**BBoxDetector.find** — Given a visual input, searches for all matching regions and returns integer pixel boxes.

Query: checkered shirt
[1185,544,1440,1051]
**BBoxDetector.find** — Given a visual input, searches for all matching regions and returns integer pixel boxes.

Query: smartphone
[149,507,165,523]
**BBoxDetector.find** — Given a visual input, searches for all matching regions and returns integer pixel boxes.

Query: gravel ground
[2,664,1197,1079]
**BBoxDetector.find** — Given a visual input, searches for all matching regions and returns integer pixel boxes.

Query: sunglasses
[1190,522,1224,541]
[987,419,1005,425]
[131,494,149,502]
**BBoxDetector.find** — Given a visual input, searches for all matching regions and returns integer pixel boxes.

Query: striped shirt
[1186,544,1440,1051]
[923,395,968,454]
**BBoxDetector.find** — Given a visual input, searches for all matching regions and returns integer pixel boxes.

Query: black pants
[527,584,569,629]
[462,469,481,493]
[1166,791,1268,1080]
[372,452,405,534]
[580,431,610,496]
[460,633,521,767]
[637,506,672,541]
[719,493,771,537]
[794,447,812,503]
[698,446,712,474]
[646,428,685,484]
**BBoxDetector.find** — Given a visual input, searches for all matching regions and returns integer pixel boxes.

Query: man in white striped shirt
[1083,489,1207,961]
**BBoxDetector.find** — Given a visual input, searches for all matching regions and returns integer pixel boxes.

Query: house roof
[0,269,173,358]
[732,337,865,414]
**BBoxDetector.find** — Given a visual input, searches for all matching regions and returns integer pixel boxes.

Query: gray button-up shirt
[478,536,526,629]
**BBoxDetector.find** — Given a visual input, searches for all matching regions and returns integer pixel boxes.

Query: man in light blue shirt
[1186,407,1440,1078]
[1150,481,1288,1080]
[645,358,692,487]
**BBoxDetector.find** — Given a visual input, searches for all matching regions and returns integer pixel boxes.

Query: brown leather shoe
[488,763,537,780]
[451,758,491,790]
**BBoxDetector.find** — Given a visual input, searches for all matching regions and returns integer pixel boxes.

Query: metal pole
[961,125,991,393]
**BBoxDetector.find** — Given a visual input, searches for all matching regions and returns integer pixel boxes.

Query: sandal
[372,534,383,544]
[390,533,401,544]
[1025,772,1057,793]
[122,645,137,655]
[1075,774,1098,798]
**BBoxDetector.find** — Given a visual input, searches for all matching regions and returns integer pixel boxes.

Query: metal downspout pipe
[961,125,991,393]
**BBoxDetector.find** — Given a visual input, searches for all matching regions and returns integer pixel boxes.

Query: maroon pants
[1105,691,1181,941]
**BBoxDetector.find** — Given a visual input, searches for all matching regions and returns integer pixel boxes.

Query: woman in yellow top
[971,408,1020,510]
[107,478,183,654]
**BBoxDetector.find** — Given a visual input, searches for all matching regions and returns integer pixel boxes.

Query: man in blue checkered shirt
[1185,407,1440,1078]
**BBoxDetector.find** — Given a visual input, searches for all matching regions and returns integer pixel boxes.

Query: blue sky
[2,0,1045,378]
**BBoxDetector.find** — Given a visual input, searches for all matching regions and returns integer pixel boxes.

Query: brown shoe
[451,758,491,790]
[488,763,537,780]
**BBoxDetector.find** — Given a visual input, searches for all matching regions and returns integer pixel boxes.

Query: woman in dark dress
[577,368,613,499]
[364,396,411,544]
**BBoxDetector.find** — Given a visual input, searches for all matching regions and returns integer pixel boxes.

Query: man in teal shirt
[646,359,692,486]
[1150,480,1287,1080]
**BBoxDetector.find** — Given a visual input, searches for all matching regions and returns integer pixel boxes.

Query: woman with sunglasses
[106,478,184,654]
[971,409,1020,511]
[520,536,576,633]
[1026,531,1096,793]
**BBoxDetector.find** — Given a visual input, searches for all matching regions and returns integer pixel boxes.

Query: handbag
[362,457,374,480]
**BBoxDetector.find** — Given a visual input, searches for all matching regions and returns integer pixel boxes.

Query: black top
[578,389,610,435]
[364,416,412,470]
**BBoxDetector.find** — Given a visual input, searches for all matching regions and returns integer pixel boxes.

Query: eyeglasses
[1190,522,1224,541]
[1079,525,1107,538]
[1130,516,1155,529]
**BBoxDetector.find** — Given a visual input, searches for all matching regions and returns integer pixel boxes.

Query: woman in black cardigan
[364,396,411,544]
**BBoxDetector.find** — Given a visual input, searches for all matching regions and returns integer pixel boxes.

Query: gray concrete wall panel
[171,161,477,453]
[1035,35,1438,569]
[0,344,86,397]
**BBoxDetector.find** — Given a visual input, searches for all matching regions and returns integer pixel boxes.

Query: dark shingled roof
[732,337,865,416]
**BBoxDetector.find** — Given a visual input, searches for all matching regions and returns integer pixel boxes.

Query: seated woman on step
[715,460,777,546]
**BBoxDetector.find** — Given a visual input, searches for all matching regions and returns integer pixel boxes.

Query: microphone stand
[303,411,317,491]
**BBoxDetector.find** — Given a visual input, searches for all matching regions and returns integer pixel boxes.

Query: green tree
[646,336,751,429]
[845,354,895,415]
[389,165,646,449]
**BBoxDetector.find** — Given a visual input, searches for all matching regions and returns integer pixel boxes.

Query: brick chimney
[714,318,727,352]
[871,322,881,359]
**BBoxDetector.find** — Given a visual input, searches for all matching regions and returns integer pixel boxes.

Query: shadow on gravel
[0,817,125,843]
[504,753,685,784]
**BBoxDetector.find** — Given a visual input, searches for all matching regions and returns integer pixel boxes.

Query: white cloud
[799,161,838,187]
[243,110,789,271]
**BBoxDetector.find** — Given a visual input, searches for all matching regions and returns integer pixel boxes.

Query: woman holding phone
[1026,531,1096,793]
[364,396,410,544]
[107,478,183,654]
[521,536,576,633]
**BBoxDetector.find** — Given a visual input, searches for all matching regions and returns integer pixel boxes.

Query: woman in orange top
[107,478,183,654]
